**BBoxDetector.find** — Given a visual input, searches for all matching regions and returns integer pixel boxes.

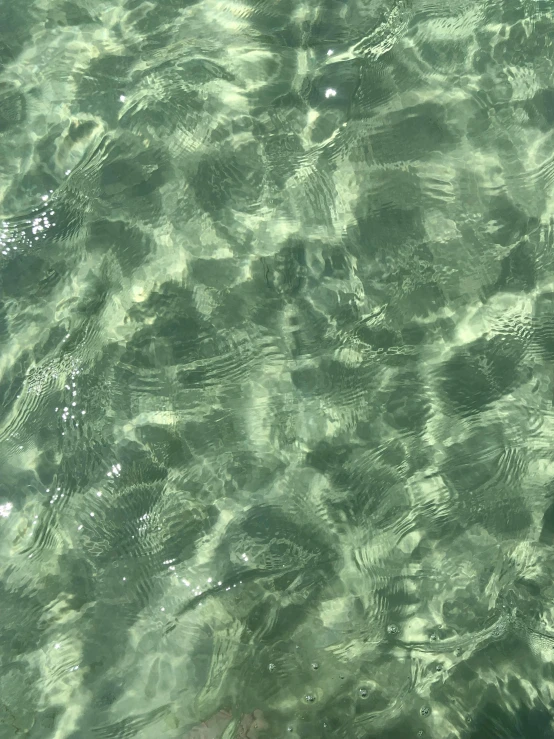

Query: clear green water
[1,0,554,737]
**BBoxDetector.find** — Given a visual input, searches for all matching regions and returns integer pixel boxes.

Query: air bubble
[287,727,293,733]
[305,694,316,703]
[420,706,431,717]
[429,633,438,642]
[359,687,369,699]
[387,623,399,635]
[268,663,276,672]
[417,732,424,738]
[311,662,319,670]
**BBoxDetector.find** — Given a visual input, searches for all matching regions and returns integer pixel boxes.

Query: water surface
[1,0,554,737]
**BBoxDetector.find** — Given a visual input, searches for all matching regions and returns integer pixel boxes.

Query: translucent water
[1,0,554,737]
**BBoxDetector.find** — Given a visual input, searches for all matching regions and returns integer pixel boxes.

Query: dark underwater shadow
[466,702,554,739]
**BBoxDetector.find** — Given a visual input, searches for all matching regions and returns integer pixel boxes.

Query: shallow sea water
[1,0,554,737]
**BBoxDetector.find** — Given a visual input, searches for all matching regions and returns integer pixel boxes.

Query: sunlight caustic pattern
[1,0,554,737]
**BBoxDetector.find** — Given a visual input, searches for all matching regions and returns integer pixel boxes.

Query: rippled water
[1,0,554,737]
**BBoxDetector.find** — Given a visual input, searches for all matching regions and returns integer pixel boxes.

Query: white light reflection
[1,192,56,256]
[107,463,121,478]
[58,365,85,428]
[173,560,248,607]
[0,502,13,518]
